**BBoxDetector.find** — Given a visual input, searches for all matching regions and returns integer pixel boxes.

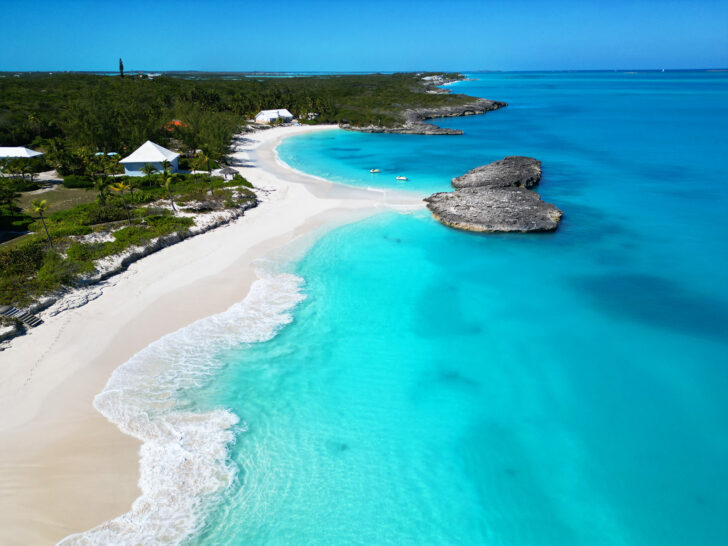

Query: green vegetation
[62,174,94,188]
[17,185,97,214]
[31,199,53,249]
[0,180,33,235]
[0,172,255,307]
[0,71,468,308]
[0,157,49,186]
[0,72,467,164]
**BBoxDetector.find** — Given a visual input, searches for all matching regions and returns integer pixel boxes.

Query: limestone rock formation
[425,187,562,233]
[452,156,542,189]
[425,156,562,233]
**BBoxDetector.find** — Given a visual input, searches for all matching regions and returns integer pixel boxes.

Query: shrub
[48,224,93,238]
[141,207,170,217]
[178,157,193,170]
[49,202,127,226]
[232,174,252,188]
[0,205,33,231]
[2,178,42,192]
[146,215,194,232]
[66,242,97,263]
[0,239,47,306]
[37,251,79,287]
[28,216,93,237]
[62,175,94,189]
[0,239,45,277]
[10,217,33,230]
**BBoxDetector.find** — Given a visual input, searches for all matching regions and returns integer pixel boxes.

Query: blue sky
[2,0,726,71]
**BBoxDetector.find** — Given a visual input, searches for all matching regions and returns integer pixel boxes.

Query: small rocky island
[425,156,563,233]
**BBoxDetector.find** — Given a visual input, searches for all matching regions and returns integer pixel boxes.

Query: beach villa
[0,146,44,158]
[255,109,294,124]
[119,140,179,176]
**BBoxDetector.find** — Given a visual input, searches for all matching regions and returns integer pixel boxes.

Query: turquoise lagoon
[97,73,728,545]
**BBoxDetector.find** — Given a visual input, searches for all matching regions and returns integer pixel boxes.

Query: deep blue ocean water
[187,72,728,545]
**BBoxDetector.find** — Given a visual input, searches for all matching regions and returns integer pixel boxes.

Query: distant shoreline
[2,68,726,75]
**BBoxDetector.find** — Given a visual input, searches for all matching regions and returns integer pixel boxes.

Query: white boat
[396,176,408,181]
[370,168,380,173]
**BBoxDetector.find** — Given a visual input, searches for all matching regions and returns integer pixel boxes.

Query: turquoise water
[188,72,727,544]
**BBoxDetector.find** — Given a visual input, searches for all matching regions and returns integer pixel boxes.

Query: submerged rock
[452,156,542,189]
[425,188,562,233]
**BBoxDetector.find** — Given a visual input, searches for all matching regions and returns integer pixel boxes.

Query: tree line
[0,72,469,173]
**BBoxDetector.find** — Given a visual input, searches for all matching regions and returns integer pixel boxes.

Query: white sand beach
[0,124,423,545]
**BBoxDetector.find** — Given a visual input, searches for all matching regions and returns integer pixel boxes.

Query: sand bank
[0,124,422,544]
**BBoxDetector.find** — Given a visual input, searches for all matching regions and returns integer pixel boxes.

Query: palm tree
[2,161,19,180]
[161,160,172,185]
[163,175,177,212]
[140,163,158,187]
[22,162,36,185]
[87,154,111,205]
[81,150,96,179]
[18,159,35,183]
[110,181,132,224]
[127,177,138,199]
[31,199,53,249]
[193,153,215,196]
[94,177,110,206]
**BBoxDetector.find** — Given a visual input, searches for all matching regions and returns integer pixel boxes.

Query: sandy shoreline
[0,124,423,544]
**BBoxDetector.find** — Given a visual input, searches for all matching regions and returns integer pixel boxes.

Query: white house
[255,109,294,124]
[0,147,44,159]
[119,140,179,177]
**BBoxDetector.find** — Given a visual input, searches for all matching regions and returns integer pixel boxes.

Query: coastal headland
[0,124,422,545]
[340,97,507,135]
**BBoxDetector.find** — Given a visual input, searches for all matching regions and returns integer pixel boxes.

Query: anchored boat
[396,176,408,181]
[370,168,380,173]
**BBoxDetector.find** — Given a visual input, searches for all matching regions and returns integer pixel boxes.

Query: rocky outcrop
[425,188,562,233]
[452,156,542,189]
[425,156,563,233]
[341,98,507,135]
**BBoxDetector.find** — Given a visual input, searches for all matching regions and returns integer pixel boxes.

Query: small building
[0,146,44,159]
[255,109,294,124]
[119,140,179,177]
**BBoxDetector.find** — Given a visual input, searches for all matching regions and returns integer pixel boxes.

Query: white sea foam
[59,272,306,545]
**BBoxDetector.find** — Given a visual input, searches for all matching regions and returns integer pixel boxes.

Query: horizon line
[1,68,727,75]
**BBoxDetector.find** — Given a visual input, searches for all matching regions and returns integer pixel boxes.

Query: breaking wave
[60,272,306,545]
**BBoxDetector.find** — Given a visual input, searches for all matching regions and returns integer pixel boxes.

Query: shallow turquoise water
[190,72,728,545]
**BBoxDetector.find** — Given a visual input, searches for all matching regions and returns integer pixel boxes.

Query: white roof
[120,140,179,164]
[256,109,293,118]
[0,146,44,158]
